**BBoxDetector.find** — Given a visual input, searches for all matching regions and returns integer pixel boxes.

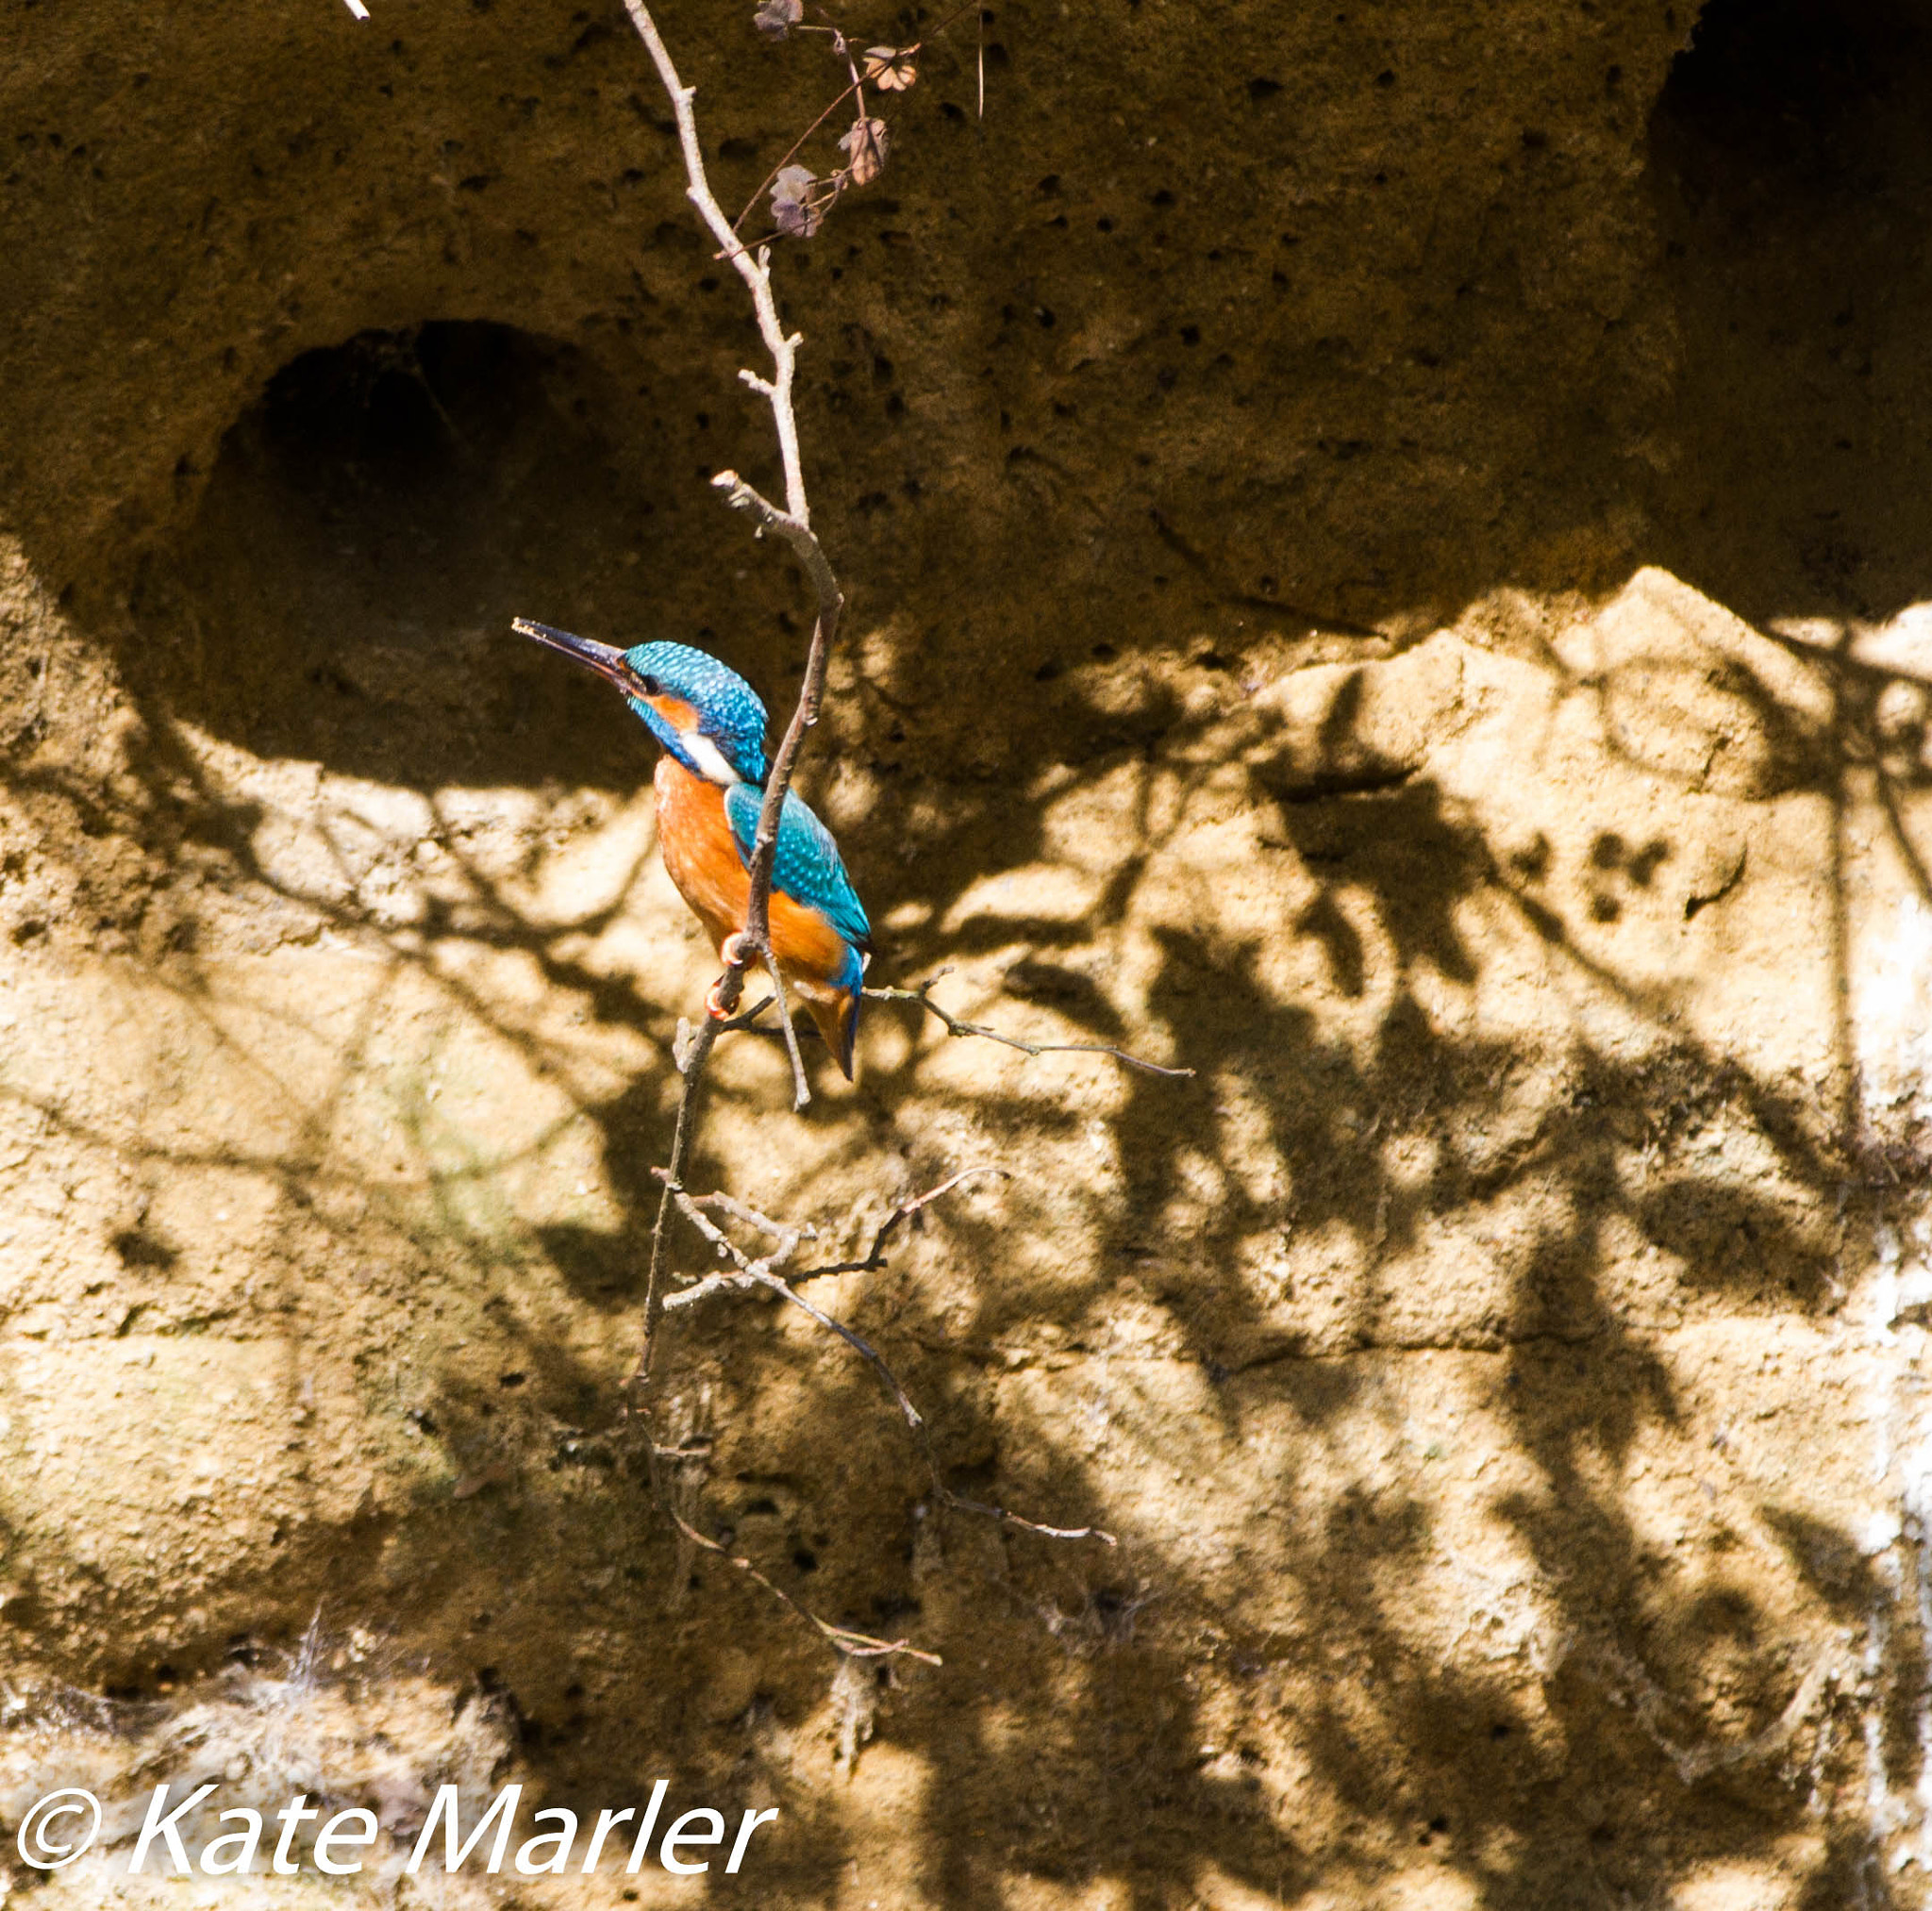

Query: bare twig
[762,950,811,1110]
[652,1168,819,1327]
[791,1165,1008,1282]
[658,1172,1115,1547]
[662,1181,923,1404]
[649,1443,941,1664]
[624,0,805,513]
[717,992,777,1031]
[663,1180,808,1285]
[867,973,1195,1078]
[732,76,864,235]
[691,1187,818,1244]
[637,1015,720,1386]
[644,1198,949,1663]
[726,980,1196,1080]
[662,1167,980,1306]
[708,476,842,1046]
[935,1493,1119,1546]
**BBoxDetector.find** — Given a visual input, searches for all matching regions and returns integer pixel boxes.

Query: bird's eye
[638,674,660,696]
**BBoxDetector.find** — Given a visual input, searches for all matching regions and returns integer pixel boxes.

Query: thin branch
[867,974,1195,1078]
[732,75,865,234]
[663,1167,991,1303]
[763,951,811,1109]
[658,1173,1115,1547]
[711,468,841,607]
[733,568,841,1020]
[724,977,1195,1081]
[707,472,842,1036]
[645,1184,950,1663]
[649,1444,941,1665]
[622,0,805,515]
[717,991,777,1031]
[664,1179,805,1278]
[665,1183,925,1414]
[690,1188,818,1244]
[791,1165,1008,1282]
[934,1492,1119,1546]
[615,3,1114,1684]
[636,1015,720,1387]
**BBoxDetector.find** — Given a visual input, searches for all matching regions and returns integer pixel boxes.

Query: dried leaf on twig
[753,0,802,38]
[839,116,891,187]
[771,164,824,238]
[863,44,918,89]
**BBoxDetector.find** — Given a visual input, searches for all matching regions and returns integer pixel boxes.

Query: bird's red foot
[706,934,754,1020]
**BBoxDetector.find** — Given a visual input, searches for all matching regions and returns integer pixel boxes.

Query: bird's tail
[785,943,865,1082]
[803,984,861,1082]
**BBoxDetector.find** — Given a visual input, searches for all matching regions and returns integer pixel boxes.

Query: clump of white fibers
[0,1620,512,1904]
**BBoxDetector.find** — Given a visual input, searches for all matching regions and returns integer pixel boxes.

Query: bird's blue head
[513,622,769,786]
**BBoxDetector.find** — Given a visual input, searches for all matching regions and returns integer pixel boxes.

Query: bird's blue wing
[724,782,871,953]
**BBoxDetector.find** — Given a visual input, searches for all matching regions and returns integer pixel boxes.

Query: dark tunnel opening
[1647,0,1932,625]
[1657,0,1929,198]
[257,322,553,490]
[141,319,675,790]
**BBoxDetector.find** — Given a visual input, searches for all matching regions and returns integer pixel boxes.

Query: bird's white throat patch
[680,730,743,787]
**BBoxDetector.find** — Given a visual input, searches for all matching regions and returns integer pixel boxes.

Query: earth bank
[3,1,1932,1905]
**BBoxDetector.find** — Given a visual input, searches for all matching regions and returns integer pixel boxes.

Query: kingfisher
[513,619,872,1079]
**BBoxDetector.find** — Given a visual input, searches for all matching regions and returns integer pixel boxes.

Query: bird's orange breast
[653,757,850,989]
[655,756,748,955]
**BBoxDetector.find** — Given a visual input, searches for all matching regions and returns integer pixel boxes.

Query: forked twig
[868,974,1195,1078]
[658,1172,1115,1548]
[723,973,1192,1080]
[791,1164,1008,1283]
[649,1443,941,1664]
[761,951,811,1097]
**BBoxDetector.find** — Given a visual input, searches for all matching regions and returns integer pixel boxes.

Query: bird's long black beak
[512,618,638,695]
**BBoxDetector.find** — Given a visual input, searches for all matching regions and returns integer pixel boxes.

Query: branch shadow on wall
[7,511,1931,1906]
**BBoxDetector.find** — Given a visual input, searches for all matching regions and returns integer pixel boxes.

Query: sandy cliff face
[2,0,1931,1904]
